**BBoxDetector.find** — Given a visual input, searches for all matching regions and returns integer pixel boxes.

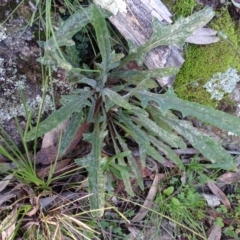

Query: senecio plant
[26,5,240,216]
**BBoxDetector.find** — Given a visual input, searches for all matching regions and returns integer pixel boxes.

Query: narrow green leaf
[91,5,115,76]
[103,88,132,110]
[60,112,84,156]
[120,7,214,66]
[87,96,96,123]
[76,78,97,88]
[75,119,107,217]
[26,96,90,141]
[117,112,150,167]
[149,135,184,169]
[116,133,144,191]
[111,67,180,82]
[112,134,135,197]
[145,144,165,164]
[131,116,185,149]
[148,104,185,148]
[126,105,149,118]
[138,88,240,137]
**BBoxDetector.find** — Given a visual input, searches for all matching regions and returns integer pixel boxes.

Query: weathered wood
[109,0,184,86]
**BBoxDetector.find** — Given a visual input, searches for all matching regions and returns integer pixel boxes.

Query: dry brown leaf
[131,173,161,222]
[41,120,69,149]
[0,174,13,192]
[217,170,240,185]
[207,181,231,211]
[208,225,221,240]
[26,195,40,216]
[134,156,153,178]
[128,226,142,239]
[0,207,17,240]
[202,193,221,207]
[0,192,17,207]
[186,27,219,44]
[35,99,101,165]
[37,158,72,179]
[36,145,59,165]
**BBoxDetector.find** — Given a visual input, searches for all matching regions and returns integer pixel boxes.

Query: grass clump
[174,8,240,107]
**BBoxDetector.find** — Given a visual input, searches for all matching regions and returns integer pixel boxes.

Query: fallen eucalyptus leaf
[186,27,219,44]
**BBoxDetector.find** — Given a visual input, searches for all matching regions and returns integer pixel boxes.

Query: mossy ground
[174,8,240,108]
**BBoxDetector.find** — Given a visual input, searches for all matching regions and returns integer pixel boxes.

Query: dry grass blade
[0,192,17,207]
[0,174,13,192]
[37,158,72,179]
[131,173,163,222]
[217,169,240,185]
[0,206,18,240]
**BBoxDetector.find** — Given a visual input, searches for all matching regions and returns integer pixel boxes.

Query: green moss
[161,0,201,18]
[174,8,240,108]
[172,0,197,18]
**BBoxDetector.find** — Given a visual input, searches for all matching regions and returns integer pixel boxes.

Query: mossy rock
[174,8,240,108]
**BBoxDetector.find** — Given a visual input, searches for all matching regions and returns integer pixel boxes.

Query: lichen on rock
[0,2,70,148]
[93,0,127,15]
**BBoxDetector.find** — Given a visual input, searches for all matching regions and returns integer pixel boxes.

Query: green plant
[100,216,128,240]
[143,184,207,238]
[24,5,240,218]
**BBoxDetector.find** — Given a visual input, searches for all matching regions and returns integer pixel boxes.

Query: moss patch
[172,0,197,18]
[161,0,201,18]
[174,8,240,108]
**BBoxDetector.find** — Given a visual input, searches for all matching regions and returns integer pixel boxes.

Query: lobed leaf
[111,136,135,196]
[159,115,237,171]
[111,67,180,83]
[103,88,132,110]
[120,7,215,66]
[75,118,107,217]
[131,116,185,149]
[138,88,240,137]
